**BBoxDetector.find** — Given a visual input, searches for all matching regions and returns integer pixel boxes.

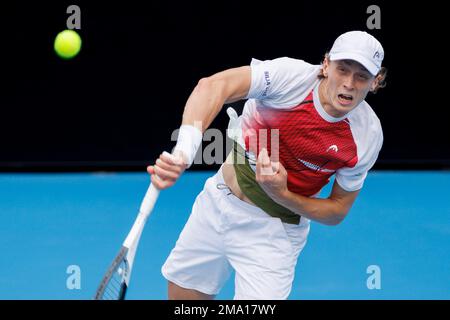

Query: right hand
[147,151,187,190]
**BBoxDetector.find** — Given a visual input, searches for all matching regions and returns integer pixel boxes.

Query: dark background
[2,1,449,171]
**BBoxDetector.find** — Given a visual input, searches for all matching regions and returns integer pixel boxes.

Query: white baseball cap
[329,31,384,76]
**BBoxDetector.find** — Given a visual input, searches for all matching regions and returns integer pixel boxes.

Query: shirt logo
[327,145,339,153]
[298,159,335,173]
[261,71,271,97]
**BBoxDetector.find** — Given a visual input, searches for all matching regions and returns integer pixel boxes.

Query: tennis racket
[94,182,160,300]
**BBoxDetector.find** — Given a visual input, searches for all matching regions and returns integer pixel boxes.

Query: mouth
[337,94,354,106]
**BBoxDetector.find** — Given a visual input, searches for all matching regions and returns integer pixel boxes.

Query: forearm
[181,66,251,130]
[275,190,347,226]
[181,78,227,132]
[152,67,250,187]
[174,67,250,166]
[172,78,226,166]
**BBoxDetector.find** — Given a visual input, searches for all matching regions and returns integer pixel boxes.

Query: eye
[357,73,369,81]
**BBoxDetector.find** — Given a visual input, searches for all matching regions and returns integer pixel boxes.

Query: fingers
[257,148,274,177]
[155,158,182,174]
[148,165,178,190]
[255,148,289,200]
[276,160,286,175]
[153,164,179,181]
[161,151,185,167]
[150,173,175,190]
[271,161,280,173]
[147,151,187,190]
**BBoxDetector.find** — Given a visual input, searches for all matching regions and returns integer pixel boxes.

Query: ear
[370,74,380,92]
[322,58,330,77]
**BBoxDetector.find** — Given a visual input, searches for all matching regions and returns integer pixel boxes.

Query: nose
[343,75,355,91]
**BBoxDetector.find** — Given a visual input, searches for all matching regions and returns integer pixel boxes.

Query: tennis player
[148,31,387,299]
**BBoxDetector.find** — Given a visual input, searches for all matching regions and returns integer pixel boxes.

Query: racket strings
[95,248,129,300]
[100,259,128,300]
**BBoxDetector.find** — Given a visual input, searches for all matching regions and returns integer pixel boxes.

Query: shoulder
[250,56,320,75]
[335,100,383,191]
[347,100,383,141]
[247,57,321,106]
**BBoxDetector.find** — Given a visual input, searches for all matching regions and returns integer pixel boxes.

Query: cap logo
[373,51,383,61]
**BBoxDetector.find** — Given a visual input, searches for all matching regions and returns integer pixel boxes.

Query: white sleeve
[246,57,320,108]
[335,118,383,192]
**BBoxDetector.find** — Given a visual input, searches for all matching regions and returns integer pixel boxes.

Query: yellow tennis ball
[54,30,82,59]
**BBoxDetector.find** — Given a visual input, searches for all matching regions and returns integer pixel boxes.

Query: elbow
[327,211,348,226]
[324,199,351,226]
[328,216,344,226]
[196,77,213,90]
[193,77,214,98]
[196,77,225,96]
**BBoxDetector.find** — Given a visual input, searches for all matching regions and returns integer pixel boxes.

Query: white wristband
[173,124,203,167]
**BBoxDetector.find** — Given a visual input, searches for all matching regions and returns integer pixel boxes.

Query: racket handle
[123,183,160,249]
[139,183,160,216]
[140,150,181,216]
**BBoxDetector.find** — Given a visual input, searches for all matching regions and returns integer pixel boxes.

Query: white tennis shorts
[161,167,310,299]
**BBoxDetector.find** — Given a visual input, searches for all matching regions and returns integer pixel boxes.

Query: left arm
[256,148,360,226]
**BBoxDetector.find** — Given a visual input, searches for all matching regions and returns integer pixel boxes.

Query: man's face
[322,59,376,116]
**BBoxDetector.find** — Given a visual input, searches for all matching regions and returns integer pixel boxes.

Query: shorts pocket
[281,221,310,259]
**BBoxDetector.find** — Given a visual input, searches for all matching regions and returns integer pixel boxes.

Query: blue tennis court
[0,170,448,299]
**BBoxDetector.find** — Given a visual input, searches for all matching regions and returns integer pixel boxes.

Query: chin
[332,101,355,115]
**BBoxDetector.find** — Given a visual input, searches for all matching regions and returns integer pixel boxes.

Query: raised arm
[148,66,251,189]
[181,66,251,130]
